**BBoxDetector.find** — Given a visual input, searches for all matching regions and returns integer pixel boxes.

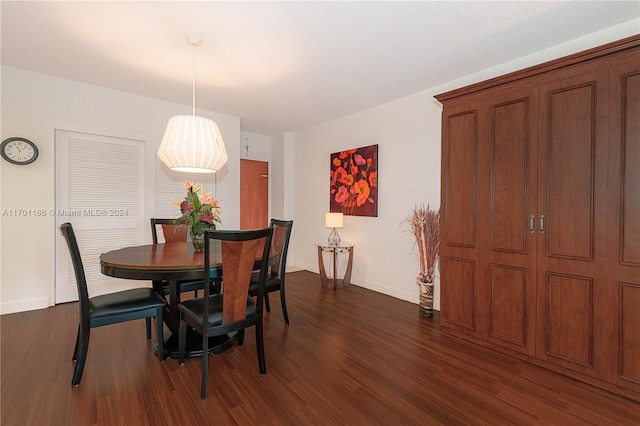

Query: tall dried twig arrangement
[407,205,440,283]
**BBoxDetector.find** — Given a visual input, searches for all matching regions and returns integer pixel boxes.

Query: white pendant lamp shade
[158,115,228,173]
[157,35,228,173]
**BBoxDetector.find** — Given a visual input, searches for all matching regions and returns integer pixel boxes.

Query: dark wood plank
[2,271,639,425]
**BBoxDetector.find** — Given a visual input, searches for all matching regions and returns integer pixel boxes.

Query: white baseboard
[285,265,423,306]
[1,297,51,315]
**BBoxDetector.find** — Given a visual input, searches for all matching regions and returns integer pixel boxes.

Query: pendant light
[157,35,228,173]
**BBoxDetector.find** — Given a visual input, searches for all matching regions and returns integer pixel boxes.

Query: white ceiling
[2,1,639,135]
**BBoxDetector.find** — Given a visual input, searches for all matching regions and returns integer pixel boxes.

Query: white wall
[0,66,241,314]
[292,91,442,305]
[290,20,640,308]
[239,131,271,162]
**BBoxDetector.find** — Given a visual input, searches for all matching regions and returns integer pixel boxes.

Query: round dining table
[100,241,233,358]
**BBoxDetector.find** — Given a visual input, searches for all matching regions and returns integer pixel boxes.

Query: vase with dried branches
[406,205,440,317]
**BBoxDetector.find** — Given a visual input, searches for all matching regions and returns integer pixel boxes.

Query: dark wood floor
[2,270,639,425]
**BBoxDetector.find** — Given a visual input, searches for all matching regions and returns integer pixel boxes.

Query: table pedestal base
[157,329,237,359]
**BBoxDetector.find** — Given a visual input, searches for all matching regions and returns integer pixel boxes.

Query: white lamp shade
[325,212,344,228]
[157,115,228,173]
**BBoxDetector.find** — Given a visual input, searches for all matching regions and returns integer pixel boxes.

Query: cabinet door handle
[529,215,535,233]
[540,215,545,234]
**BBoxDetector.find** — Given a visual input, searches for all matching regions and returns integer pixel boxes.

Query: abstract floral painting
[330,144,378,217]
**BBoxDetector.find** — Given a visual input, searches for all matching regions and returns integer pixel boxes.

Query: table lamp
[325,212,343,246]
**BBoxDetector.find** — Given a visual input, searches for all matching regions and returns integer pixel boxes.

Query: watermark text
[2,208,129,217]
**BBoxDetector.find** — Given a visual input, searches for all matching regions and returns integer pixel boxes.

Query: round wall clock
[1,137,39,165]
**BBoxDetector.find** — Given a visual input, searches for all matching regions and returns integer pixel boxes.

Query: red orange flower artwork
[330,144,378,217]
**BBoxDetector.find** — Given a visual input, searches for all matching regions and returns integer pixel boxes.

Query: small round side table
[316,243,355,290]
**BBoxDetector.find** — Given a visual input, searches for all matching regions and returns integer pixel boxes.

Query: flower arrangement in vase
[173,181,222,251]
[406,204,440,317]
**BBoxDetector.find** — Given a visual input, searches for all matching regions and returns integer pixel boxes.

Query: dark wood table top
[100,240,274,355]
[100,241,223,281]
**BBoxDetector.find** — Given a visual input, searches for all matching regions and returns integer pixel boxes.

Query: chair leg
[237,329,245,346]
[256,316,266,375]
[145,317,152,341]
[280,288,290,324]
[201,332,209,399]
[72,324,90,386]
[156,310,165,362]
[264,293,271,313]
[178,317,187,365]
[72,324,80,361]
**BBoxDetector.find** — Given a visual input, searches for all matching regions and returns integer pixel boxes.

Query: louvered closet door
[154,160,217,242]
[55,130,145,303]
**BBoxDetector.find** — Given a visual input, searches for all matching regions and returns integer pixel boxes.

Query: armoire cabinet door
[440,99,483,337]
[607,53,640,391]
[440,86,538,357]
[535,63,610,379]
[481,86,538,357]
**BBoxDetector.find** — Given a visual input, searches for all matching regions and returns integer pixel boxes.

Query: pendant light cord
[192,42,196,117]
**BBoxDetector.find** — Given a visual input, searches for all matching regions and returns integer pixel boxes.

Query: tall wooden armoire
[436,35,640,402]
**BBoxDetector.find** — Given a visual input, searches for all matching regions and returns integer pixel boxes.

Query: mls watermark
[2,208,129,217]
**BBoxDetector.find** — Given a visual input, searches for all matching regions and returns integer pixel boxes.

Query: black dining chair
[60,222,165,387]
[150,218,205,298]
[249,219,293,324]
[178,227,273,399]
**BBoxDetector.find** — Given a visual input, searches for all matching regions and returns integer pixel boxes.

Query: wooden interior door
[240,159,269,230]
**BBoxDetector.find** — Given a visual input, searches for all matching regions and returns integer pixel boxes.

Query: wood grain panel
[621,72,640,265]
[545,273,593,367]
[490,99,529,253]
[546,83,595,260]
[221,239,263,323]
[445,111,477,248]
[442,257,475,330]
[620,282,640,383]
[489,264,527,346]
